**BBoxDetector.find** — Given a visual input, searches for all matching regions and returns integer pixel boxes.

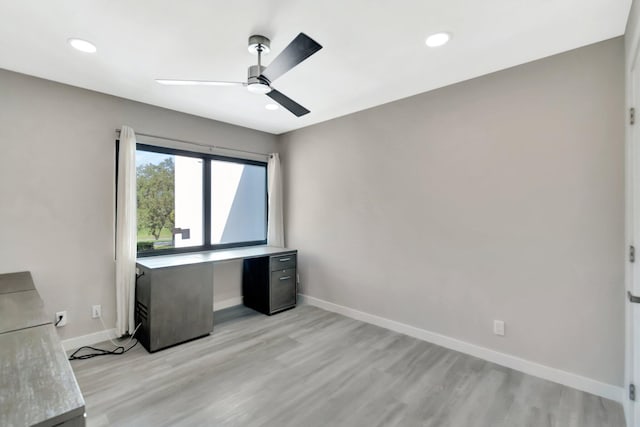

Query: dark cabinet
[243,252,297,315]
[135,262,214,352]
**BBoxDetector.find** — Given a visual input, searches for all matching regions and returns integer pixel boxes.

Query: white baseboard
[214,296,243,311]
[624,398,632,427]
[62,297,244,352]
[62,328,119,352]
[298,294,625,403]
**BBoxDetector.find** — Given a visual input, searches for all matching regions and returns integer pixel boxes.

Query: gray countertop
[0,290,51,334]
[0,324,85,427]
[0,271,35,294]
[136,246,297,269]
[0,271,85,426]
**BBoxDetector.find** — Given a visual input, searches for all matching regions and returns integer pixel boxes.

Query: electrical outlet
[91,304,101,319]
[55,311,67,327]
[494,320,505,336]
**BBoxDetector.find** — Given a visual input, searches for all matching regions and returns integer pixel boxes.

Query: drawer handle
[279,276,291,281]
[278,258,291,262]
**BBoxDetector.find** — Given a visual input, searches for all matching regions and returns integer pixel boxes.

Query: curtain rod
[115,129,271,158]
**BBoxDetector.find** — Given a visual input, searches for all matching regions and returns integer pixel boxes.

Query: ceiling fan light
[247,82,272,94]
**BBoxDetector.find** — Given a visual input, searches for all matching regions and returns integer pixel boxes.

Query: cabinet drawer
[270,253,297,271]
[270,269,296,312]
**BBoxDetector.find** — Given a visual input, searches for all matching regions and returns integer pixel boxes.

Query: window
[135,144,267,256]
[210,160,267,245]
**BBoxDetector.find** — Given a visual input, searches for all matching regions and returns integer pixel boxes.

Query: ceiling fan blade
[261,33,322,83]
[155,79,246,86]
[267,88,310,117]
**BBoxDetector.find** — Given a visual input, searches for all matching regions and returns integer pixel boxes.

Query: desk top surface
[0,271,35,294]
[0,290,51,334]
[136,246,297,269]
[0,324,85,427]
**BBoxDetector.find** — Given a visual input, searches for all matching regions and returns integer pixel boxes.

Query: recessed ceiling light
[425,32,451,48]
[68,38,97,53]
[265,103,279,111]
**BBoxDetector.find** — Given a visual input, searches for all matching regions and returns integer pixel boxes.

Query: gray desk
[0,271,86,427]
[135,246,297,352]
[0,325,85,427]
[0,289,50,334]
[136,246,298,269]
[0,271,35,294]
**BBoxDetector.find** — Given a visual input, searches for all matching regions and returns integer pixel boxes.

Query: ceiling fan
[156,33,323,117]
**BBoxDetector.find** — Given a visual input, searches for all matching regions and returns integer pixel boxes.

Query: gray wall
[280,38,625,386]
[0,69,278,340]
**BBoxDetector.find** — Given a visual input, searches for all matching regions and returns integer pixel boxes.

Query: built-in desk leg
[135,262,214,352]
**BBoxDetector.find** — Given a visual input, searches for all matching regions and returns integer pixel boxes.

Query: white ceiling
[0,1,631,135]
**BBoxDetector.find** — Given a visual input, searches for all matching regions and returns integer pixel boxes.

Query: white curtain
[115,126,137,336]
[267,153,285,247]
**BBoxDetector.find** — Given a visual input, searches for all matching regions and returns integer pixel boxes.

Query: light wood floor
[71,305,625,427]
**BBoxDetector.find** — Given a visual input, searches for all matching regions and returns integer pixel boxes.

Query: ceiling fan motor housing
[247,35,272,94]
[247,65,271,93]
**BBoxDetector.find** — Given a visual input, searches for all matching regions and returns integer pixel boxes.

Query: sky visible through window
[136,150,167,167]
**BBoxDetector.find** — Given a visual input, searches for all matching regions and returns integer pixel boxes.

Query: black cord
[68,322,142,361]
[68,339,138,360]
[54,316,63,327]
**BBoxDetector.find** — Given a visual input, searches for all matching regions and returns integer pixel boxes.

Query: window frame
[135,143,268,257]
